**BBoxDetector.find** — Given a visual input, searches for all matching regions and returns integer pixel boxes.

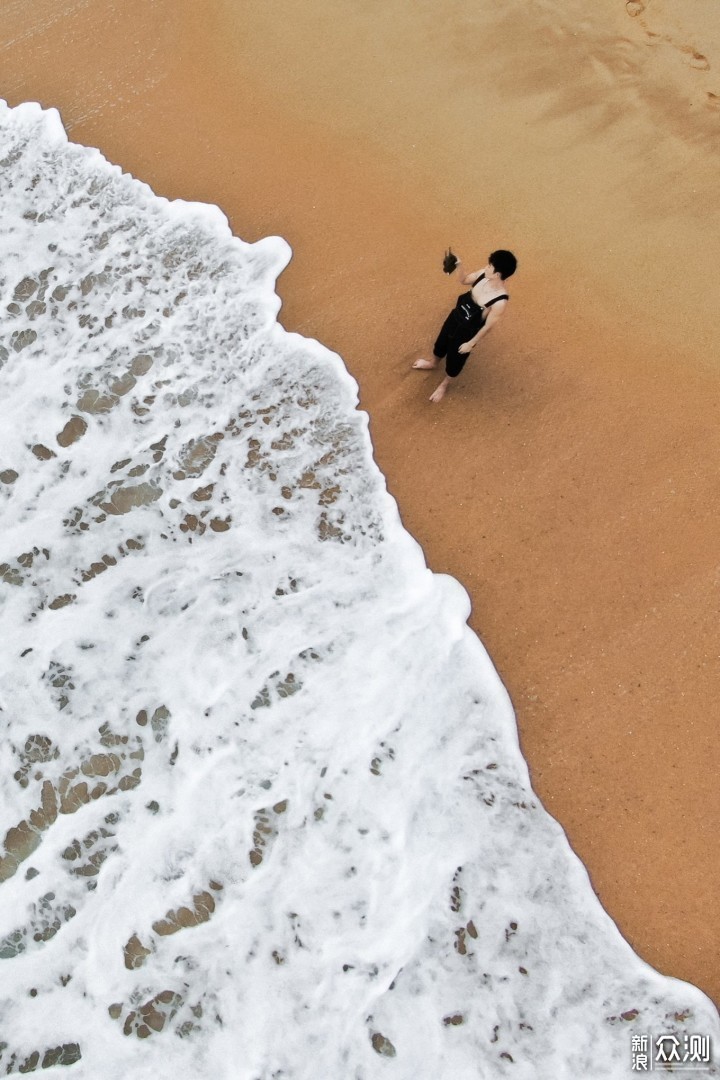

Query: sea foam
[0,100,717,1080]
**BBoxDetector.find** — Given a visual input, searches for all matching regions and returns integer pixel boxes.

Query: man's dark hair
[489,249,517,280]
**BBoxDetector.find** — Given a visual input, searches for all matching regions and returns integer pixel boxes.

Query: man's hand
[458,341,474,354]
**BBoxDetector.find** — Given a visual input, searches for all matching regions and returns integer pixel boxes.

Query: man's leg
[429,343,465,402]
[413,312,453,369]
[429,374,453,403]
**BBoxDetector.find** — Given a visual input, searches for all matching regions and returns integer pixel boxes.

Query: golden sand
[3,0,719,1004]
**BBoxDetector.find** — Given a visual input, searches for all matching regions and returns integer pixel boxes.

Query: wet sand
[3,0,719,1005]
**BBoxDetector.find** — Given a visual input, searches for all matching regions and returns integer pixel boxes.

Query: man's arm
[459,300,508,352]
[453,258,483,287]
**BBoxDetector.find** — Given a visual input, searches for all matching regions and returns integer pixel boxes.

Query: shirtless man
[413,249,517,403]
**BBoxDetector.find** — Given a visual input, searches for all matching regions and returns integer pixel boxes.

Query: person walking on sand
[413,249,517,403]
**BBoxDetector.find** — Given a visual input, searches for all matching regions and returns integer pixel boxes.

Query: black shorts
[433,306,484,378]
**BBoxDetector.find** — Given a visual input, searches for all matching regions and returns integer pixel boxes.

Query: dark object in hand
[443,248,458,274]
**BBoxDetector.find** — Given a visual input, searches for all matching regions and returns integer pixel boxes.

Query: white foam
[0,100,717,1079]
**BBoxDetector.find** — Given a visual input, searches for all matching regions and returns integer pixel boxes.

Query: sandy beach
[3,0,718,1011]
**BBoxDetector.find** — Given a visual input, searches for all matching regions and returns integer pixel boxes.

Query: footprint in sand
[706,91,720,108]
[626,1,644,17]
[689,51,710,71]
[677,43,710,69]
[637,28,711,72]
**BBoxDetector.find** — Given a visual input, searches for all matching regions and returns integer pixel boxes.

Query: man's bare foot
[429,378,450,403]
[412,357,439,370]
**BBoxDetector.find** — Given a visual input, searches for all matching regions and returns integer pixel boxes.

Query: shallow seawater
[0,100,717,1080]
